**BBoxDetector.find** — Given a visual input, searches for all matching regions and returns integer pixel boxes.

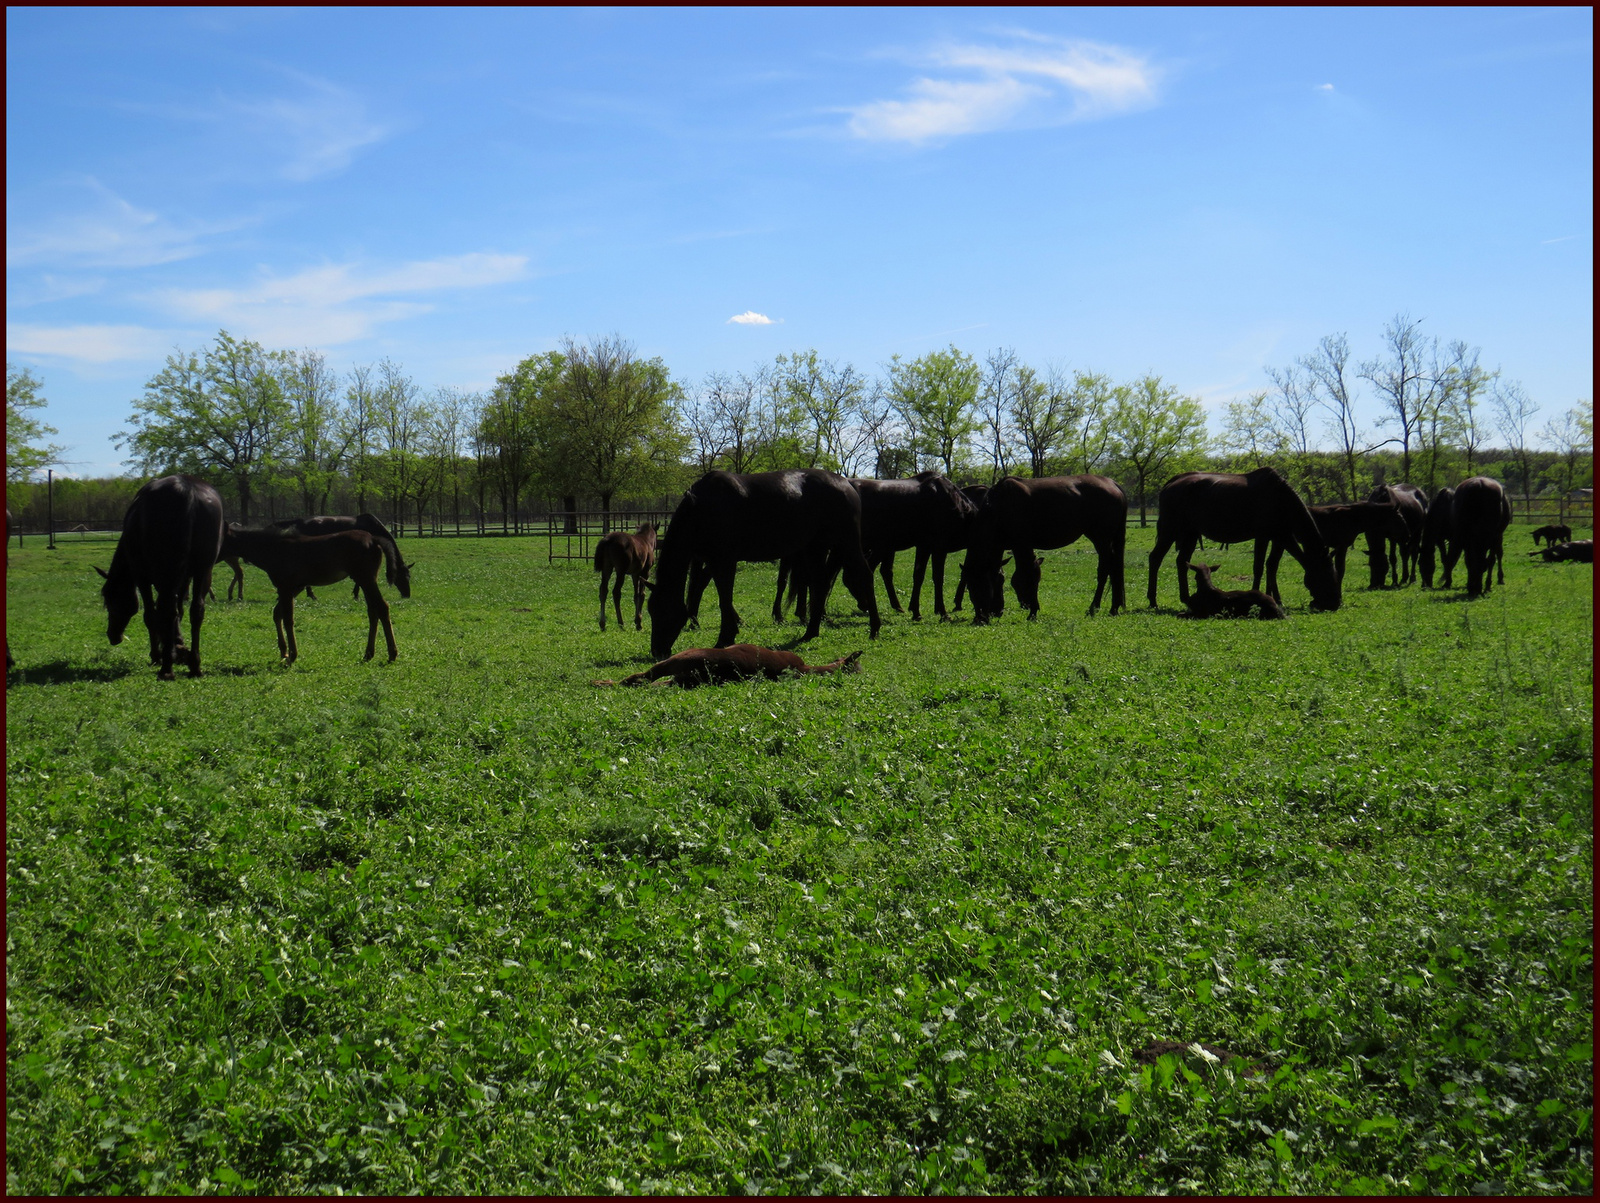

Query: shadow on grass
[6,659,136,686]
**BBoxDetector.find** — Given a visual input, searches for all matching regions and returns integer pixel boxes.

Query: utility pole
[46,469,56,550]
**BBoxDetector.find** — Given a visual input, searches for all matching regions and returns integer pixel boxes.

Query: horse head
[396,560,415,600]
[1303,550,1342,611]
[97,563,138,645]
[646,576,690,659]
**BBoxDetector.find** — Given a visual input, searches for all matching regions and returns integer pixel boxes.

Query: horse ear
[404,561,416,571]
[1208,563,1222,572]
[94,565,109,580]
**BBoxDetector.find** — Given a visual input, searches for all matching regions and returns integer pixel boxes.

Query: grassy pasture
[5,526,1593,1195]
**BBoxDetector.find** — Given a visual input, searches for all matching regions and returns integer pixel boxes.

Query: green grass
[6,527,1593,1195]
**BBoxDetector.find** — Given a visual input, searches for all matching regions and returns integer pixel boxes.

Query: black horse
[95,475,225,679]
[1148,468,1340,611]
[853,472,980,621]
[1453,476,1512,597]
[964,475,1128,620]
[647,469,881,660]
[951,484,990,614]
[1307,500,1406,587]
[1419,486,1456,588]
[1365,483,1428,587]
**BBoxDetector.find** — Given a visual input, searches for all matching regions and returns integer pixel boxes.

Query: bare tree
[1359,314,1431,482]
[979,347,1020,481]
[1492,379,1540,513]
[1438,340,1496,479]
[1302,334,1367,500]
[1538,402,1594,524]
[840,375,896,478]
[694,368,765,474]
[343,364,382,516]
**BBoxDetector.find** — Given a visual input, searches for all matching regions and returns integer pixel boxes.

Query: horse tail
[594,540,607,572]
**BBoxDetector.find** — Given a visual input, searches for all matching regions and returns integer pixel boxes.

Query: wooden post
[46,469,55,550]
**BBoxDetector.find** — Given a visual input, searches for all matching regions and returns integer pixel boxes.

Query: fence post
[46,469,56,551]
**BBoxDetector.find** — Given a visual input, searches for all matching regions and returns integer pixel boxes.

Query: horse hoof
[158,669,175,681]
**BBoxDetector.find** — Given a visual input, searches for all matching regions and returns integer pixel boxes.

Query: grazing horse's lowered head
[94,561,139,646]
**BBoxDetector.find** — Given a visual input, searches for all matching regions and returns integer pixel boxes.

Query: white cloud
[727,310,776,325]
[1315,83,1335,92]
[234,73,389,181]
[847,36,1161,143]
[6,180,244,270]
[153,252,530,347]
[5,323,178,364]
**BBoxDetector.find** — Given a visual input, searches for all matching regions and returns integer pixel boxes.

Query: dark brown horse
[272,514,413,599]
[1307,500,1407,586]
[1365,483,1428,587]
[1183,563,1287,619]
[1532,524,1574,547]
[1530,539,1593,563]
[1148,468,1340,611]
[854,472,980,621]
[594,522,657,631]
[950,484,990,614]
[1452,476,1512,597]
[222,524,398,663]
[95,475,225,679]
[647,469,880,659]
[963,475,1128,621]
[595,644,863,687]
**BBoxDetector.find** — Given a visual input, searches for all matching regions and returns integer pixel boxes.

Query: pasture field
[5,528,1593,1195]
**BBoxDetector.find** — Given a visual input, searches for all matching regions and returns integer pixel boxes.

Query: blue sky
[6,7,1592,475]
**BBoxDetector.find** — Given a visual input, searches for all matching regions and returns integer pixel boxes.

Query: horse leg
[909,547,933,621]
[1251,537,1269,596]
[930,550,950,620]
[598,565,610,631]
[1087,540,1110,616]
[685,559,712,631]
[632,570,646,630]
[362,580,397,660]
[877,552,903,614]
[712,562,740,648]
[1264,540,1291,604]
[187,573,209,677]
[835,546,882,642]
[772,560,789,622]
[612,573,625,629]
[274,592,297,663]
[1174,535,1200,605]
[1147,532,1176,607]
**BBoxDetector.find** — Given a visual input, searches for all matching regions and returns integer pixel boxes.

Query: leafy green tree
[6,363,65,483]
[774,350,868,473]
[485,351,561,531]
[887,345,981,477]
[1108,374,1209,525]
[1540,401,1594,524]
[531,335,686,526]
[1218,390,1287,471]
[1064,370,1121,477]
[281,349,352,514]
[118,330,289,520]
[1009,363,1078,479]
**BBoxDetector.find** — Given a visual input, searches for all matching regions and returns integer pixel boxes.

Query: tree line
[5,315,1592,533]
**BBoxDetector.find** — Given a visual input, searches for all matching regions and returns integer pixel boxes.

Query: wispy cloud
[727,310,776,325]
[1541,234,1579,244]
[6,180,246,270]
[847,35,1161,143]
[1315,83,1335,92]
[5,322,179,364]
[153,252,530,346]
[235,72,389,181]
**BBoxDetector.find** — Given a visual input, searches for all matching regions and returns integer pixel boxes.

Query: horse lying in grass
[1531,524,1573,547]
[1182,563,1287,619]
[1529,539,1592,563]
[593,644,864,688]
[222,524,398,663]
[594,522,656,631]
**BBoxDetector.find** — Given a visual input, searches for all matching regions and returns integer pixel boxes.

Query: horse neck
[654,539,691,596]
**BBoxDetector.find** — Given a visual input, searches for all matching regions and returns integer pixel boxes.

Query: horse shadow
[6,659,136,686]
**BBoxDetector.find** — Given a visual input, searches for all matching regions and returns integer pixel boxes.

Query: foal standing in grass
[222,524,398,663]
[594,522,656,631]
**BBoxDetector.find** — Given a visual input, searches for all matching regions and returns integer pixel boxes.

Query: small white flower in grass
[744,941,761,956]
[1189,1043,1221,1065]
[1099,1049,1123,1068]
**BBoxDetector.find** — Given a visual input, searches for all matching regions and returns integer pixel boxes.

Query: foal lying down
[1183,563,1287,619]
[594,644,864,688]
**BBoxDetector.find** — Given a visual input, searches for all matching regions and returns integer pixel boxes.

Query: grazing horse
[594,522,657,631]
[854,472,980,621]
[1148,468,1340,611]
[950,484,990,614]
[1530,539,1593,563]
[1419,486,1456,588]
[95,475,225,679]
[594,644,864,688]
[1532,524,1573,547]
[963,475,1128,621]
[647,469,880,660]
[1452,477,1512,597]
[222,524,398,663]
[1365,483,1428,587]
[271,514,413,600]
[1307,500,1407,586]
[1183,563,1287,619]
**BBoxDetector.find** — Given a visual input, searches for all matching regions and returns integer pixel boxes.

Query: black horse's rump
[1148,468,1340,612]
[97,475,225,679]
[647,469,880,659]
[1450,477,1512,597]
[963,474,1128,621]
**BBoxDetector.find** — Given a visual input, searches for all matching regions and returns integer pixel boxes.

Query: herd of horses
[0,463,1586,683]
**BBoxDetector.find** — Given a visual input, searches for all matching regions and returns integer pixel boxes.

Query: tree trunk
[563,495,578,535]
